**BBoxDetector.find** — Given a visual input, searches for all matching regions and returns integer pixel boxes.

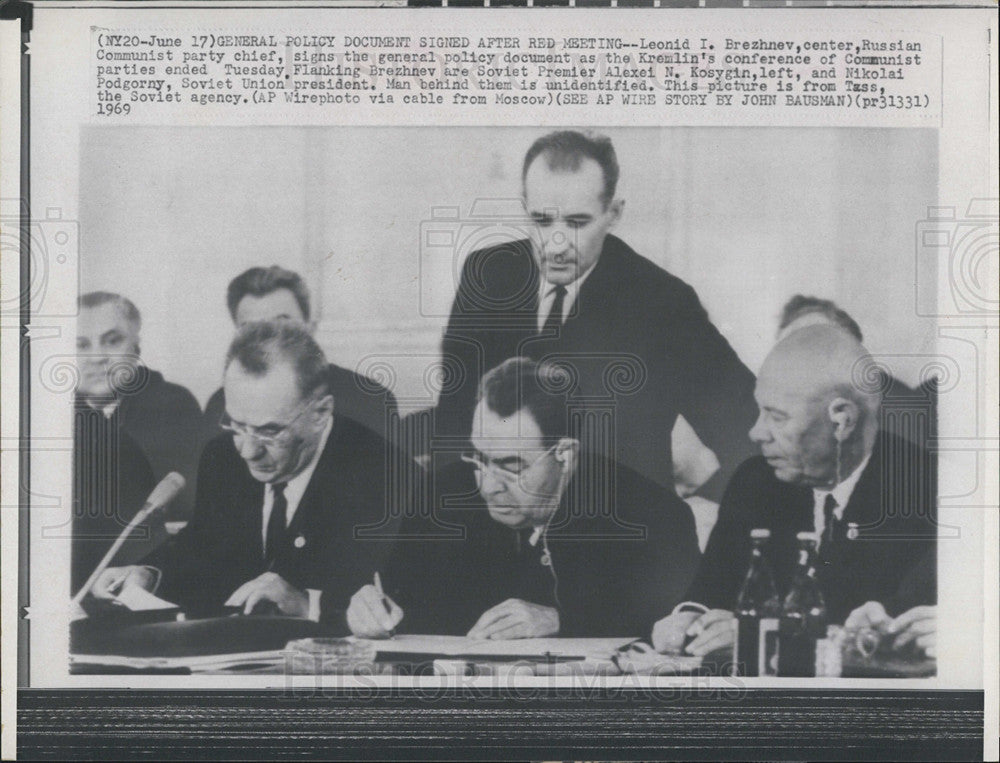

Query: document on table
[70,583,179,621]
[114,583,178,611]
[70,650,289,672]
[363,634,639,660]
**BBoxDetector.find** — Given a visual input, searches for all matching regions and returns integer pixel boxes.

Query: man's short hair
[78,291,142,331]
[226,266,312,323]
[778,294,864,342]
[225,321,329,400]
[522,130,620,207]
[478,357,570,445]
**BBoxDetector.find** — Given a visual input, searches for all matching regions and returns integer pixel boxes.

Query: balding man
[76,291,203,520]
[775,294,936,449]
[651,325,937,660]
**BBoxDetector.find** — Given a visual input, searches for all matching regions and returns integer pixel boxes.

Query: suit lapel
[233,466,265,563]
[520,237,617,357]
[575,236,615,304]
[517,235,622,331]
[840,437,882,530]
[285,421,340,546]
[562,235,619,332]
[286,480,322,547]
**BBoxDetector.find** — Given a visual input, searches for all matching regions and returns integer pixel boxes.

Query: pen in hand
[373,572,396,638]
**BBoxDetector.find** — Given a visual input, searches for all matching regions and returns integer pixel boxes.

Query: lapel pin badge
[846,523,859,541]
[293,535,306,549]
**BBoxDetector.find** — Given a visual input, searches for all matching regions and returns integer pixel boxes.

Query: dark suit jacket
[204,362,399,448]
[686,432,937,623]
[388,456,701,637]
[72,405,157,593]
[434,234,758,500]
[151,415,409,627]
[110,367,204,520]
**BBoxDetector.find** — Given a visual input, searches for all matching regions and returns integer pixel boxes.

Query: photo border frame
[3,1,994,758]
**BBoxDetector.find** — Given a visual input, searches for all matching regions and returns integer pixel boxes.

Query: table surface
[69,615,936,678]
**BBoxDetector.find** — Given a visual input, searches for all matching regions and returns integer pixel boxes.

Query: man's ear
[607,198,625,227]
[314,393,335,421]
[828,397,860,442]
[555,437,580,473]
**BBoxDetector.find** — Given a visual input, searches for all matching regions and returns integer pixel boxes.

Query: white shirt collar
[812,450,872,542]
[262,415,333,543]
[536,263,598,331]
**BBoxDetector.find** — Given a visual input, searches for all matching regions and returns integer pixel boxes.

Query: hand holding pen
[345,571,403,639]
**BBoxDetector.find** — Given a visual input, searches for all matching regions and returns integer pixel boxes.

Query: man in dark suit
[651,325,937,659]
[434,130,757,500]
[91,322,405,627]
[347,357,700,639]
[202,265,398,445]
[76,291,203,519]
[71,408,155,594]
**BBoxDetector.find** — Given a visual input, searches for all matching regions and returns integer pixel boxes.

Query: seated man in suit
[76,291,203,519]
[434,130,758,502]
[203,265,397,444]
[71,403,154,595]
[651,325,937,659]
[347,356,701,639]
[91,321,403,626]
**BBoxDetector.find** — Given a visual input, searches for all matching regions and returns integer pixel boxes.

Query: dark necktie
[264,482,288,564]
[540,285,567,335]
[822,493,840,547]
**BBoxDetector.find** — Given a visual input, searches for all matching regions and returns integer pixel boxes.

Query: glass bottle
[734,528,781,677]
[778,531,828,677]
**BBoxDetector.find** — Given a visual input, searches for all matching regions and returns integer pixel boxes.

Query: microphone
[70,472,186,607]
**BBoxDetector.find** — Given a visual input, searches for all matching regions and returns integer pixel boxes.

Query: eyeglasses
[219,398,316,447]
[460,443,558,480]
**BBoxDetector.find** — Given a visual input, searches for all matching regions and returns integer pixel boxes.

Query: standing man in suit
[75,291,203,520]
[348,357,700,639]
[651,325,937,658]
[434,130,757,499]
[91,322,404,626]
[203,265,398,444]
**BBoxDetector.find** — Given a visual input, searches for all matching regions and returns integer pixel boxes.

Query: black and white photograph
[2,3,995,759]
[65,124,945,670]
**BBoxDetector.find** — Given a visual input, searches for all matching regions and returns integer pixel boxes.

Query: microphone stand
[70,501,166,608]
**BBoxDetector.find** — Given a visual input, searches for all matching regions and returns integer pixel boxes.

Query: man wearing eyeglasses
[347,356,700,639]
[90,321,404,624]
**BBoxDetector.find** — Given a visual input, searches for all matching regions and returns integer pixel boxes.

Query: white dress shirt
[811,451,871,549]
[259,416,333,621]
[536,264,598,332]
